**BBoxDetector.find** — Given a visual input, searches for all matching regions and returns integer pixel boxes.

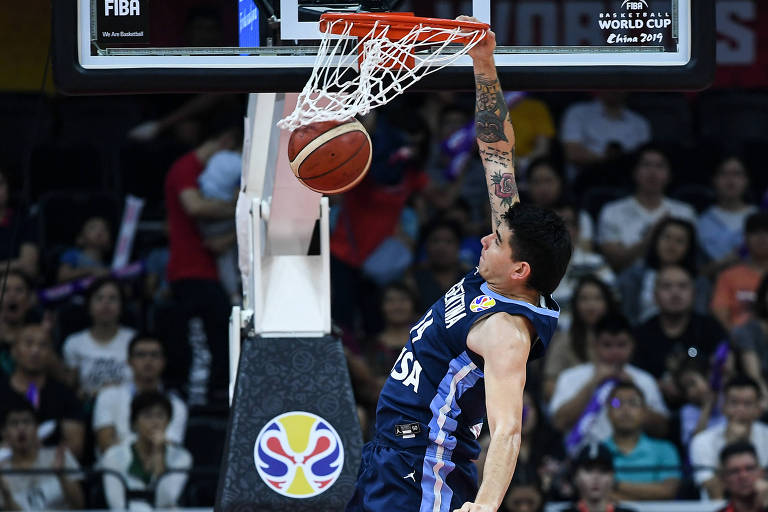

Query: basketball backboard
[53,0,714,93]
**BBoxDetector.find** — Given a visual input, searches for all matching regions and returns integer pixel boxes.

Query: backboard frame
[52,0,715,94]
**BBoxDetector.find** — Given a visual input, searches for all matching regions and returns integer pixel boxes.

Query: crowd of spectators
[1,85,768,510]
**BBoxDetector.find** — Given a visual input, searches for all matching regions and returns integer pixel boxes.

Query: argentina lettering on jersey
[374,268,559,508]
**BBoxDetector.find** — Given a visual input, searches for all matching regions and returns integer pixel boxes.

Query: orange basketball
[287,119,372,194]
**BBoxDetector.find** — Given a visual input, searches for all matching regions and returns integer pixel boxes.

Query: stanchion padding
[216,336,362,511]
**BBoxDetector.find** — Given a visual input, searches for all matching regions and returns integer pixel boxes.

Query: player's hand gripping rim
[455,15,496,61]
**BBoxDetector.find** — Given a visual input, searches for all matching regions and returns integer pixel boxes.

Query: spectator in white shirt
[561,92,651,175]
[101,391,192,510]
[690,375,768,500]
[549,313,669,454]
[62,277,136,398]
[598,146,697,272]
[0,394,84,511]
[93,334,188,455]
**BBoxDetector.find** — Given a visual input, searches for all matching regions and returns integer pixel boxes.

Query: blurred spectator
[0,271,40,377]
[633,266,727,391]
[0,325,85,460]
[56,216,112,283]
[605,382,681,500]
[544,276,618,401]
[0,169,38,280]
[517,391,567,499]
[675,359,727,448]
[502,468,544,512]
[93,334,187,455]
[527,160,594,248]
[699,157,757,275]
[617,218,710,324]
[597,146,696,272]
[197,148,241,301]
[100,391,192,510]
[0,394,84,510]
[550,314,668,452]
[717,441,768,512]
[561,92,650,176]
[561,442,637,512]
[164,125,239,403]
[711,212,768,330]
[409,219,468,311]
[507,94,556,172]
[61,277,136,399]
[690,375,768,499]
[331,109,429,332]
[551,203,615,331]
[733,274,768,401]
[442,198,484,268]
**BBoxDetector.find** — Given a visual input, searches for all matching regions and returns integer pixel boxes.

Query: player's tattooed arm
[474,70,518,231]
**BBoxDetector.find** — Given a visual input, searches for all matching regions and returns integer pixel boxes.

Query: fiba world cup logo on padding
[254,411,344,498]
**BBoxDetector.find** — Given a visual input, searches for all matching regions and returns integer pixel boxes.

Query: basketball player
[345,21,572,512]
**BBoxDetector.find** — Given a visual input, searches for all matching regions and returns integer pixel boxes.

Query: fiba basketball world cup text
[598,1,673,46]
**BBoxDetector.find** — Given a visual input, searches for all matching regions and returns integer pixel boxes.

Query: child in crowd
[57,216,112,283]
[197,149,241,301]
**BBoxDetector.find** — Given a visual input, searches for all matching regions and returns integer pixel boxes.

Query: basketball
[287,119,372,194]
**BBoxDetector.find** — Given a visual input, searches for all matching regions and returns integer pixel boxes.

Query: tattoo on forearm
[490,171,518,208]
[475,75,510,143]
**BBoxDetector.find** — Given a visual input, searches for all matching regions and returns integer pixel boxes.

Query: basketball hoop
[277,13,489,132]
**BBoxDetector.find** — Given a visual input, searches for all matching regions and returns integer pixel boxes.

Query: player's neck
[486,282,540,306]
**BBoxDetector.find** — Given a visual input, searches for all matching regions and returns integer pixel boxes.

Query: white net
[277,17,487,131]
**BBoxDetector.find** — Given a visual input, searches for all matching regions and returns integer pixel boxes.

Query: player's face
[478,225,517,284]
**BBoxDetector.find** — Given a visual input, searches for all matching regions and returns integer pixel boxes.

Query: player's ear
[508,260,531,283]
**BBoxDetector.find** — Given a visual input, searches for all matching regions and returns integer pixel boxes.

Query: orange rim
[319,12,489,43]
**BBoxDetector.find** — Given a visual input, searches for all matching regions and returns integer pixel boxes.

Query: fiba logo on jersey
[621,0,648,9]
[105,0,140,16]
[469,295,496,313]
[254,411,344,498]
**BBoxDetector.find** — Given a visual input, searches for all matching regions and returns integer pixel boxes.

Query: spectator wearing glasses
[717,441,768,512]
[691,375,768,499]
[605,382,681,501]
[92,334,187,455]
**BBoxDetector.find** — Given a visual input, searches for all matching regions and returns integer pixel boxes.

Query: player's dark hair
[501,203,572,296]
[724,374,761,398]
[570,276,618,361]
[645,217,698,272]
[594,312,632,338]
[720,440,758,467]
[745,212,768,234]
[127,333,165,359]
[1,393,37,427]
[607,381,645,405]
[130,391,173,429]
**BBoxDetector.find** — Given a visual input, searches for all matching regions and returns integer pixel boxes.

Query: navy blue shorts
[346,440,479,512]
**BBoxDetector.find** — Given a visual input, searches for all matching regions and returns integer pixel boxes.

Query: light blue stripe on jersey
[480,282,560,318]
[420,352,484,512]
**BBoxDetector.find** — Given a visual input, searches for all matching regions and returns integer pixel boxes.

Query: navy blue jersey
[374,268,559,464]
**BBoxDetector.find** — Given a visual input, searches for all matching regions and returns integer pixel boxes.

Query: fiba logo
[105,0,140,16]
[254,411,344,498]
[469,295,496,313]
[621,0,648,9]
